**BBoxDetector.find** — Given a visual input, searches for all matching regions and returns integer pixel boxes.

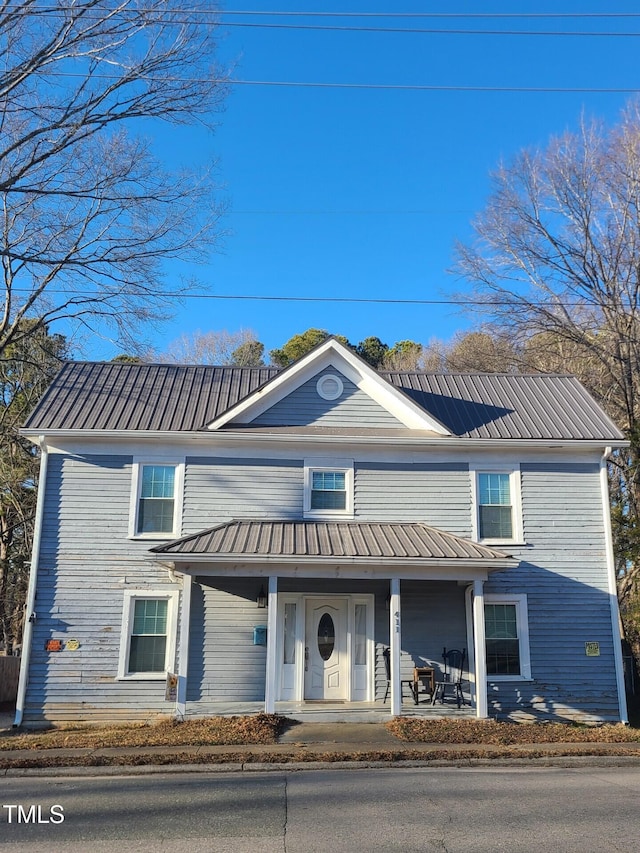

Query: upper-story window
[129,460,184,538]
[478,472,512,539]
[471,466,523,544]
[304,460,354,517]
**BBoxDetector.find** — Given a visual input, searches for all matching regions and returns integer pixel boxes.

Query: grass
[2,714,640,769]
[0,714,287,751]
[386,717,640,744]
[2,714,640,753]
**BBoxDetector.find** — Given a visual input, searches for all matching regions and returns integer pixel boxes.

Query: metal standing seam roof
[22,360,625,441]
[150,519,513,563]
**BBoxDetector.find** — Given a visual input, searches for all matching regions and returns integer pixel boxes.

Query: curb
[5,754,640,777]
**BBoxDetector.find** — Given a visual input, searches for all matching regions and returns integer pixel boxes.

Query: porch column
[264,575,278,714]
[175,573,192,719]
[472,578,488,718]
[389,577,402,716]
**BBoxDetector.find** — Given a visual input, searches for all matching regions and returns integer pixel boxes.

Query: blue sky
[93,2,640,361]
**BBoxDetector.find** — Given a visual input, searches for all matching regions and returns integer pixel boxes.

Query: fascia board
[204,338,451,434]
[152,559,508,581]
[20,429,629,452]
[151,554,515,570]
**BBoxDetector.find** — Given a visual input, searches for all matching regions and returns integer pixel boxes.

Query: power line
[5,5,640,36]
[217,23,640,37]
[8,5,640,17]
[227,80,640,93]
[8,290,608,308]
[46,72,640,93]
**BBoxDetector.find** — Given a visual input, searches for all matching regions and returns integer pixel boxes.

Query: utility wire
[6,290,613,308]
[45,72,640,92]
[5,5,640,36]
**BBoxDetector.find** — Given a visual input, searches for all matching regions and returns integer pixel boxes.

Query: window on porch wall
[485,603,520,675]
[283,602,296,664]
[354,604,366,665]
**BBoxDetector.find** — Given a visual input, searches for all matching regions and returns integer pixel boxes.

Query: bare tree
[0,0,227,357]
[453,100,640,651]
[156,328,263,365]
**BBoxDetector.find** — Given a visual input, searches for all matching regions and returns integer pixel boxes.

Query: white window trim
[470,464,524,545]
[117,590,179,680]
[303,458,354,518]
[484,593,532,681]
[128,458,185,540]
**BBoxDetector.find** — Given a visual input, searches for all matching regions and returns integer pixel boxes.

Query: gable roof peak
[205,335,452,434]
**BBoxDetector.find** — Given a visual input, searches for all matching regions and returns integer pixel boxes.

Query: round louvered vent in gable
[316,374,344,400]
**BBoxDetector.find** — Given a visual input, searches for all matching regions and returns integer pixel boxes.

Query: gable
[249,367,406,429]
[206,338,451,434]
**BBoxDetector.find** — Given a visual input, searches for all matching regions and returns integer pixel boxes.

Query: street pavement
[2,765,640,852]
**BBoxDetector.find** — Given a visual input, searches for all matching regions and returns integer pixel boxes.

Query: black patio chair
[431,647,467,708]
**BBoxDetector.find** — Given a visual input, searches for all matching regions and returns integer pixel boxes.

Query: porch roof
[150,519,514,568]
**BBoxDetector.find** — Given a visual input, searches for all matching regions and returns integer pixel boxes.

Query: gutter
[19,428,630,452]
[600,446,629,724]
[14,437,49,727]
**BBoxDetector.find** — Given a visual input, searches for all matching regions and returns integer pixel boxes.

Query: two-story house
[14,338,628,725]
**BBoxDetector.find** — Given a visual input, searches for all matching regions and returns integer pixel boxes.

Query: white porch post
[389,577,402,716]
[264,575,278,714]
[175,573,192,719]
[472,578,488,718]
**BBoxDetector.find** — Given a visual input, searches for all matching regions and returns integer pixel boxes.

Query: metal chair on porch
[431,647,468,708]
[382,647,415,703]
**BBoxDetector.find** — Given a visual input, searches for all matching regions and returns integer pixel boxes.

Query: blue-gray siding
[25,453,181,722]
[485,462,618,721]
[25,452,621,724]
[251,368,404,428]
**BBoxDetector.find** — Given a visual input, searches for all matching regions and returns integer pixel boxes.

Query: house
[14,338,629,725]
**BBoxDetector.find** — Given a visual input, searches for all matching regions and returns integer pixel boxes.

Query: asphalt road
[1,764,638,852]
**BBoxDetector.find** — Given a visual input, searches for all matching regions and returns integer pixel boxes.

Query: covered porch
[150,520,516,720]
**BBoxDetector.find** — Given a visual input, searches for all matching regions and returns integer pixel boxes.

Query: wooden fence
[0,656,20,704]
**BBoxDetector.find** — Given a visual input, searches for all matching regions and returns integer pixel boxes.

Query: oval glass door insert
[317,612,335,661]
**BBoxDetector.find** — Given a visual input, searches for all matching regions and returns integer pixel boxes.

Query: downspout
[14,437,49,727]
[600,446,629,724]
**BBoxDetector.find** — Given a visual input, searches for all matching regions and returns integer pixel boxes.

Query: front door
[304,598,348,700]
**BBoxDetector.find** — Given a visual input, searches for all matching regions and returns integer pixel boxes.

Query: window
[304,460,354,517]
[484,595,531,680]
[129,460,184,538]
[117,591,178,679]
[472,467,523,543]
[312,471,346,510]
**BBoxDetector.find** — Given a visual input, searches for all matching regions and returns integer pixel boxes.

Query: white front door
[304,598,349,700]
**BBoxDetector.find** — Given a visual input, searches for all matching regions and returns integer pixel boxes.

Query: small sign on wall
[585,641,600,657]
[165,672,178,702]
[44,639,62,652]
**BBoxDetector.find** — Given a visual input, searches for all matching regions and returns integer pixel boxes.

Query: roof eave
[19,428,629,450]
[150,553,515,570]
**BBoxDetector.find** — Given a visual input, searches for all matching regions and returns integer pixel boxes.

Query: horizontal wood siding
[486,462,619,722]
[183,457,303,531]
[187,578,267,705]
[356,462,471,536]
[252,367,403,428]
[25,453,183,724]
[374,581,467,700]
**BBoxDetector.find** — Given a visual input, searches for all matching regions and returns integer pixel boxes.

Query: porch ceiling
[150,519,515,572]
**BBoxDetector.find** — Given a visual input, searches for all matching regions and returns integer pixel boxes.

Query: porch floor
[185,700,477,722]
